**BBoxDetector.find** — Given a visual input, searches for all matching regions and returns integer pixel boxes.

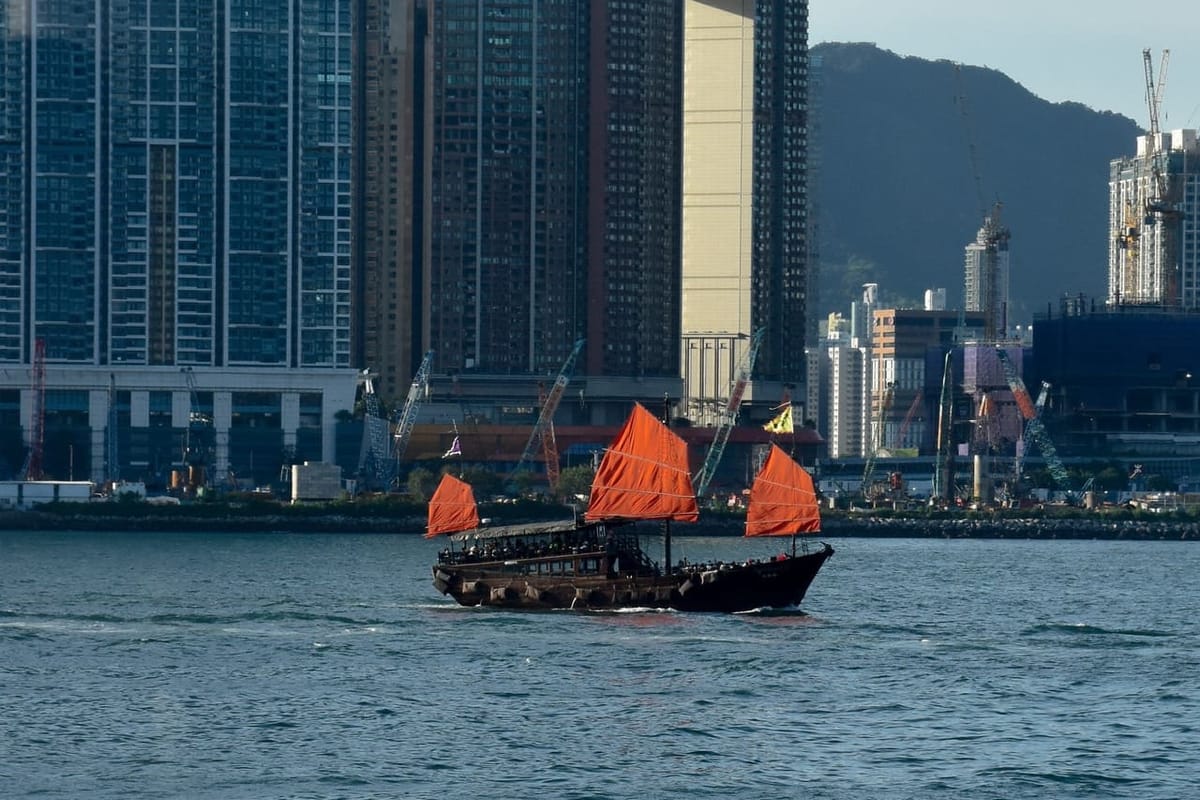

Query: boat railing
[606,532,660,576]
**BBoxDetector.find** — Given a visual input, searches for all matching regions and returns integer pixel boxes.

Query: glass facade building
[0,2,358,486]
[427,1,683,385]
[351,0,429,403]
[1,0,353,369]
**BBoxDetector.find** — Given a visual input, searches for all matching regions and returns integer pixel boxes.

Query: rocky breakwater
[822,515,1200,540]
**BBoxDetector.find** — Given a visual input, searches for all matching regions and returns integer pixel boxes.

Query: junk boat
[428,403,833,612]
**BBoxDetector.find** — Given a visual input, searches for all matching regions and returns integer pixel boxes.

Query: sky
[809,0,1200,128]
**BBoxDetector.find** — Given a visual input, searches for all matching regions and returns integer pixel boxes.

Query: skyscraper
[680,0,811,426]
[0,2,356,484]
[425,1,684,421]
[352,0,430,402]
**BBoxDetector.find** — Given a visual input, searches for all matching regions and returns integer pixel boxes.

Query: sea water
[2,530,1197,800]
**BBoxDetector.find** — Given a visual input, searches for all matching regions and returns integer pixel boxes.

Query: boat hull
[432,543,833,613]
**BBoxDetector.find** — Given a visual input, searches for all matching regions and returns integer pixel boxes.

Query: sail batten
[585,403,699,524]
[425,473,481,538]
[745,444,821,537]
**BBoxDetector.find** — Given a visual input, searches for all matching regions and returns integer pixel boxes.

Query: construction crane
[954,63,988,220]
[932,351,954,504]
[391,350,435,471]
[862,382,893,499]
[180,367,212,490]
[513,338,585,492]
[20,338,46,481]
[972,392,998,454]
[694,328,765,499]
[1143,49,1173,217]
[1116,199,1141,303]
[894,393,922,451]
[1012,380,1051,490]
[356,368,393,491]
[995,347,1072,497]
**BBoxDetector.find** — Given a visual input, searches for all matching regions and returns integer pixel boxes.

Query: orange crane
[894,392,922,450]
[513,338,584,492]
[932,351,954,504]
[995,347,1072,495]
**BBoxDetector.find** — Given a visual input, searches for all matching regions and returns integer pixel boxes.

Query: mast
[661,395,672,572]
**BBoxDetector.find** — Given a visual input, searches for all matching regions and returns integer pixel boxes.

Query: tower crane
[1142,48,1172,218]
[995,348,1072,497]
[513,338,584,492]
[694,328,765,499]
[391,350,435,471]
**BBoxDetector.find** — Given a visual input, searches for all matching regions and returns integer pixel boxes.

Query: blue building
[0,2,357,486]
[1034,304,1200,457]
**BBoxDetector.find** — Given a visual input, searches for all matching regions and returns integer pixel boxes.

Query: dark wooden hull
[432,543,833,613]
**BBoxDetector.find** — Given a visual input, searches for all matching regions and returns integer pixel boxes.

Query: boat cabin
[437,520,659,579]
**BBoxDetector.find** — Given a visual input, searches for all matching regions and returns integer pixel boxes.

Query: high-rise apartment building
[680,0,811,426]
[1108,129,1200,309]
[0,2,356,484]
[425,1,682,415]
[963,204,1010,342]
[352,0,430,402]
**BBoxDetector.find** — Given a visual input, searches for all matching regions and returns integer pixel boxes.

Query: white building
[825,344,866,459]
[1108,129,1200,309]
[964,206,1010,342]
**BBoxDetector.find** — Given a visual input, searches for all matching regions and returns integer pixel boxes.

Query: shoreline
[3,507,1198,540]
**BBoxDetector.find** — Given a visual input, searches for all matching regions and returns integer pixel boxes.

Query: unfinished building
[1108,129,1200,309]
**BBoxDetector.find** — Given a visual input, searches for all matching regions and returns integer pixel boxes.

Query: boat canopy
[584,403,699,524]
[745,444,821,537]
[448,519,581,543]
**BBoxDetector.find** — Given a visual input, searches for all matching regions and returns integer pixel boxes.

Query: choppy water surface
[2,531,1197,799]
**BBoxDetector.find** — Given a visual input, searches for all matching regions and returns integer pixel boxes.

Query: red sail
[425,473,480,538]
[745,444,821,537]
[585,403,699,524]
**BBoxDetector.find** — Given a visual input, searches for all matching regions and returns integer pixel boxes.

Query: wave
[1023,622,1176,638]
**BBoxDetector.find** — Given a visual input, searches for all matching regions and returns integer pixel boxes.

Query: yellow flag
[763,406,794,434]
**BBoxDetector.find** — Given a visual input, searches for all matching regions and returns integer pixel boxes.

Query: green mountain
[812,42,1143,324]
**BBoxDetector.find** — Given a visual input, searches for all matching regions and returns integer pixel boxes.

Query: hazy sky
[810,0,1200,127]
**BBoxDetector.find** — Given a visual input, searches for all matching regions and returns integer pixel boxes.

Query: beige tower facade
[681,0,811,427]
[682,2,755,427]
